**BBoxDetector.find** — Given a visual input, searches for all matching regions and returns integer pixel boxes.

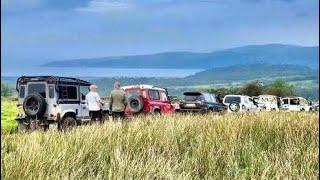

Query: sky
[1,0,319,69]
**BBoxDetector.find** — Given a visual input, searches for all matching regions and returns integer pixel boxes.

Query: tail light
[19,78,26,85]
[47,78,55,84]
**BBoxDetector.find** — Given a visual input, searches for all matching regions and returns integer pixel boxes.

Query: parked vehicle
[312,102,319,111]
[15,76,109,132]
[281,96,312,112]
[223,95,258,112]
[256,95,281,111]
[179,92,226,113]
[121,84,175,115]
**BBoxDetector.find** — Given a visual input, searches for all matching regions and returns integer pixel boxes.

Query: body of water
[2,67,203,78]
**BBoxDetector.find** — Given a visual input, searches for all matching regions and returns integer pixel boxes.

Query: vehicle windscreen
[28,84,46,98]
[183,95,202,101]
[224,96,241,103]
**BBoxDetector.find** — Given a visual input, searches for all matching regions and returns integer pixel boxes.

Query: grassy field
[1,101,319,179]
[1,100,18,133]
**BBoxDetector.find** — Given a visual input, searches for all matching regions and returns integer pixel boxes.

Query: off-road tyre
[23,93,47,117]
[153,109,161,116]
[59,116,77,131]
[127,93,144,113]
[229,102,240,112]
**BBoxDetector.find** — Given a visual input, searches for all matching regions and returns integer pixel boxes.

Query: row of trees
[1,83,14,97]
[206,80,296,98]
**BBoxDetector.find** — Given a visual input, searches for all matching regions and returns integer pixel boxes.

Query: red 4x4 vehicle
[121,84,175,115]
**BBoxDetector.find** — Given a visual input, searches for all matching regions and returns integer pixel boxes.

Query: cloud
[74,0,132,13]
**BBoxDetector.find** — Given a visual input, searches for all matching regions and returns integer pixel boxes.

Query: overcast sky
[1,0,319,69]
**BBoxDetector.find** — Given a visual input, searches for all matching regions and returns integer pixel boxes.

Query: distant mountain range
[43,44,319,69]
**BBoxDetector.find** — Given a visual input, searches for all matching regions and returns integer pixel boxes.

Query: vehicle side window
[290,99,299,105]
[160,91,168,102]
[203,94,212,102]
[49,86,55,98]
[58,86,78,100]
[211,95,217,103]
[19,86,25,98]
[149,90,160,100]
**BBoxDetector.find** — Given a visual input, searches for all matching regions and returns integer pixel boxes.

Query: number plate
[185,104,196,108]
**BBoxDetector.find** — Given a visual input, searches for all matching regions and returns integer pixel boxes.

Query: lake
[1,67,203,78]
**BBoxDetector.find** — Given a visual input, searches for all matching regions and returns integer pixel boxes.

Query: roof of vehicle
[224,94,249,98]
[16,76,91,89]
[282,96,305,99]
[258,94,278,97]
[183,92,203,96]
[121,84,166,91]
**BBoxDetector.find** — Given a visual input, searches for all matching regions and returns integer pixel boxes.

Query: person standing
[86,85,103,124]
[109,81,127,120]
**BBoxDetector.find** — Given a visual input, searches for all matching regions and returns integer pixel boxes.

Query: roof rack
[16,76,92,91]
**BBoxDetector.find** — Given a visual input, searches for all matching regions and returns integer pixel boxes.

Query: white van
[256,95,281,111]
[281,97,312,112]
[223,95,258,112]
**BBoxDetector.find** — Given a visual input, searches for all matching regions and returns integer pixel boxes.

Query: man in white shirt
[86,85,103,123]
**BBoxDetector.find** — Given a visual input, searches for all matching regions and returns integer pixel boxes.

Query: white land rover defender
[15,76,109,132]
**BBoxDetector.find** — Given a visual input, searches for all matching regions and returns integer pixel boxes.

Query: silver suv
[15,76,109,132]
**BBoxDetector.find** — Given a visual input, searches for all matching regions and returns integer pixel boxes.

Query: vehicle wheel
[23,93,47,118]
[127,93,144,113]
[59,116,76,131]
[229,102,240,112]
[17,122,28,133]
[153,109,161,116]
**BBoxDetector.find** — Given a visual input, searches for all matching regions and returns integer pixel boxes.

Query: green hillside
[43,44,319,69]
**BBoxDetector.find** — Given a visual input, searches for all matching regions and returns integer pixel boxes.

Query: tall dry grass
[1,112,319,179]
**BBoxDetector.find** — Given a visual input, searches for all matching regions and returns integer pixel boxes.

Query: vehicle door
[79,86,90,119]
[289,98,300,111]
[159,91,173,113]
[148,89,162,113]
[248,97,257,111]
[203,93,213,108]
[208,94,223,111]
[58,85,81,118]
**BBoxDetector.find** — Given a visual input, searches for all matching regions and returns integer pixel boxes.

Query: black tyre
[229,102,240,112]
[59,116,77,131]
[153,109,161,116]
[127,93,144,113]
[23,93,46,117]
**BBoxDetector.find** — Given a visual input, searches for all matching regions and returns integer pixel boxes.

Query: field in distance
[1,103,318,179]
